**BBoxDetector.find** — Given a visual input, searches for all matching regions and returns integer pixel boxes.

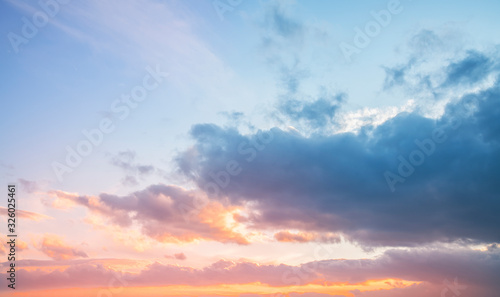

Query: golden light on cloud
[196,201,251,244]
[43,190,80,210]
[274,230,341,243]
[34,234,88,260]
[16,258,152,274]
[8,279,420,297]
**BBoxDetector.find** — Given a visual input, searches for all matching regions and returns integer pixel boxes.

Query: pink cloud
[46,185,250,244]
[1,247,498,294]
[0,234,29,255]
[36,234,88,260]
[165,253,187,260]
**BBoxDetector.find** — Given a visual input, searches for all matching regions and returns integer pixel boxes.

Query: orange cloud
[3,280,423,297]
[0,233,29,255]
[0,259,419,296]
[45,185,251,245]
[36,234,88,260]
[0,207,52,221]
[4,247,497,295]
[5,258,151,274]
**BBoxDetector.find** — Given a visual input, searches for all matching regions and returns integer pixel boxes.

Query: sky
[1,0,500,296]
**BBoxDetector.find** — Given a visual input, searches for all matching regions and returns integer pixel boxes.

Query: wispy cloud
[0,207,52,221]
[108,150,162,186]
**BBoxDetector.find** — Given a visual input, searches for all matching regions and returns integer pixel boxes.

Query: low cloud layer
[2,247,498,296]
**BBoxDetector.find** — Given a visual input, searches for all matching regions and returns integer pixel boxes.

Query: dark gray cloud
[313,248,500,287]
[176,50,500,247]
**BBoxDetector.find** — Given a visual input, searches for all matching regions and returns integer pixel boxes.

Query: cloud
[442,50,492,86]
[219,111,246,128]
[46,185,250,245]
[0,207,52,221]
[261,1,305,51]
[108,150,161,186]
[2,247,498,296]
[0,235,28,255]
[350,283,440,297]
[176,49,500,247]
[274,231,340,243]
[408,29,445,53]
[165,253,187,260]
[121,175,139,186]
[174,253,187,260]
[290,294,346,297]
[382,58,416,89]
[36,234,88,260]
[278,63,309,94]
[43,190,80,210]
[18,178,38,193]
[258,0,332,96]
[381,29,493,101]
[266,3,303,41]
[277,91,345,129]
[109,150,155,175]
[0,258,151,274]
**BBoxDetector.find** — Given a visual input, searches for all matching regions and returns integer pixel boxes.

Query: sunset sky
[1,0,500,296]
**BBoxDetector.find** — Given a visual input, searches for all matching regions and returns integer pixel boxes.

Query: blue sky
[1,1,500,296]
[2,0,500,195]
